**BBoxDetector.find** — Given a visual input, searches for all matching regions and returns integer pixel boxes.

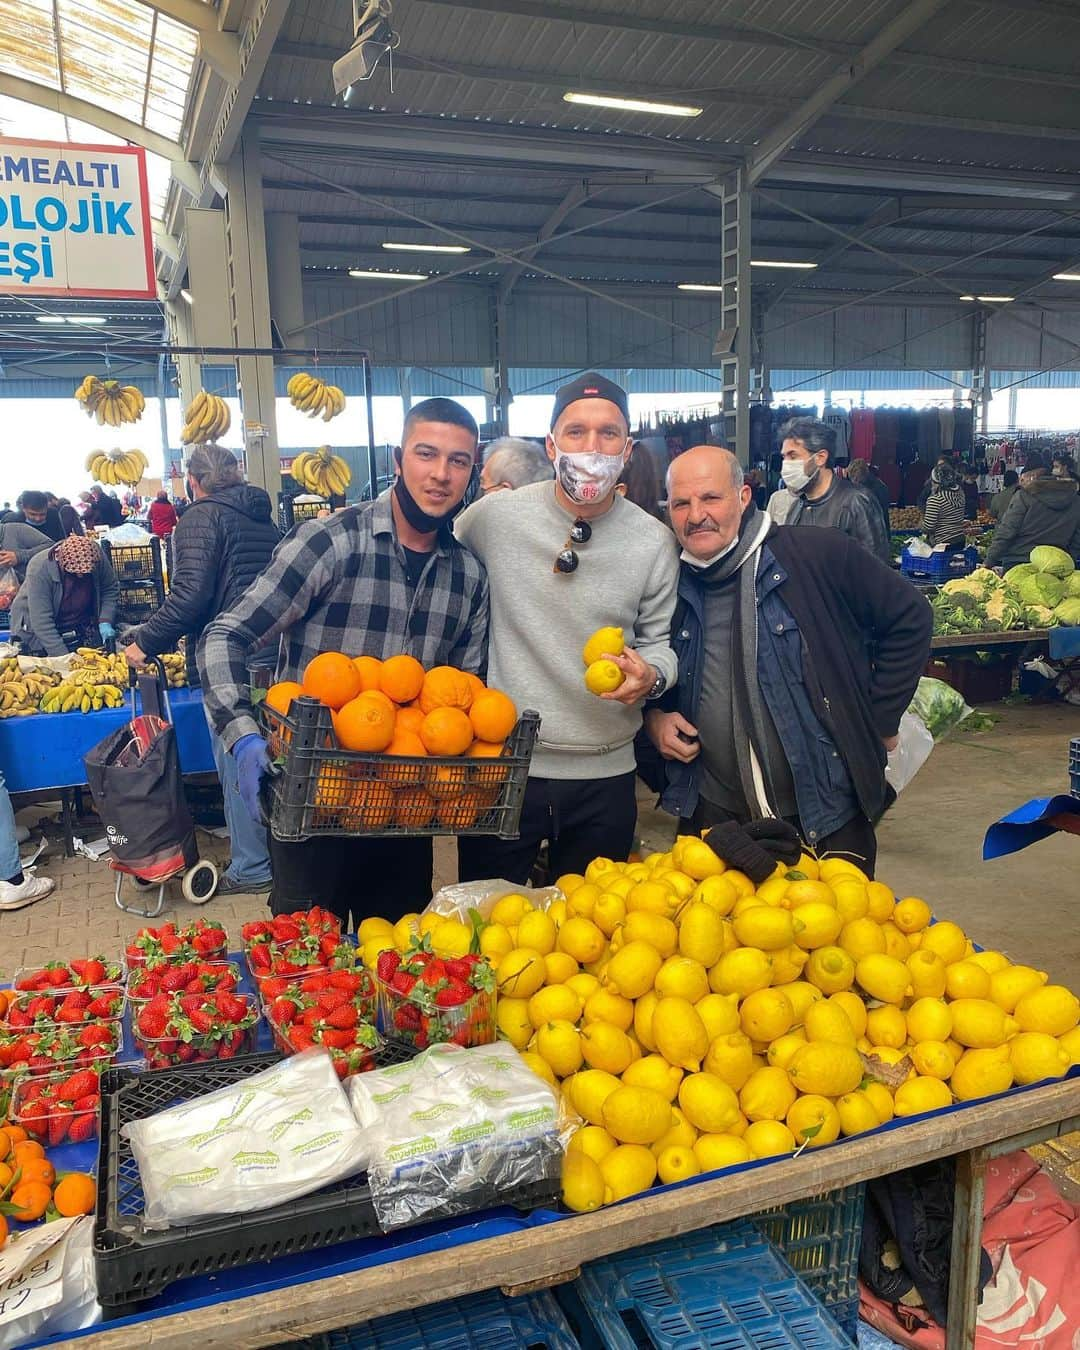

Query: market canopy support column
[707,170,751,464]
[222,130,279,493]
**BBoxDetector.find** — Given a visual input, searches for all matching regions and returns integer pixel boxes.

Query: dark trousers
[268,833,433,929]
[458,771,638,886]
[683,799,878,879]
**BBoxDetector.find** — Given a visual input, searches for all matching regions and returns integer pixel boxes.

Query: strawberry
[288,1026,315,1051]
[215,993,249,1024]
[68,1112,97,1144]
[77,958,107,985]
[60,1069,99,1102]
[18,1097,49,1138]
[269,997,297,1026]
[444,958,473,981]
[48,1105,71,1146]
[248,944,273,972]
[324,1004,358,1029]
[72,1091,99,1112]
[162,963,194,992]
[188,1008,214,1034]
[391,970,417,995]
[434,979,472,1008]
[46,965,71,987]
[55,993,88,1024]
[317,1028,355,1050]
[86,991,120,1019]
[137,1008,167,1039]
[79,1024,114,1048]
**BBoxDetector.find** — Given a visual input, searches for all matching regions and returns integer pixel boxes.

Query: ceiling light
[749,260,819,270]
[349,268,427,281]
[35,315,68,324]
[68,316,107,325]
[1053,272,1080,281]
[383,242,470,255]
[678,283,725,292]
[563,92,702,117]
[960,294,1014,303]
[180,288,194,304]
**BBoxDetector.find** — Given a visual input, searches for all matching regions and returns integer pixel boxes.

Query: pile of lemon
[354,837,1079,1216]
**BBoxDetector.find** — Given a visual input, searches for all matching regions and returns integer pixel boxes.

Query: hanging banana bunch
[85,448,149,486]
[287,372,346,422]
[75,376,145,427]
[180,390,231,444]
[290,446,351,498]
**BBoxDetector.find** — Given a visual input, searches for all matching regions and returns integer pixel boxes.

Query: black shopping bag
[85,719,197,881]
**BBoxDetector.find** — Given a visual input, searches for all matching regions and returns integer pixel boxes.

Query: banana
[188,390,208,422]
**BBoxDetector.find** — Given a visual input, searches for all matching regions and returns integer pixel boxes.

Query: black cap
[1023,453,1047,473]
[550,372,630,430]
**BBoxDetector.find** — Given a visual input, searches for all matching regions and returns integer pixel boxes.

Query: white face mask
[551,441,628,505]
[780,456,820,494]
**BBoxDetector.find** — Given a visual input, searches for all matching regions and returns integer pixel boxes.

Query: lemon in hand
[582,625,625,667]
[585,659,625,695]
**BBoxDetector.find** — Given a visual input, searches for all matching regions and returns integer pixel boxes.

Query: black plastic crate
[259,696,539,842]
[94,1051,557,1316]
[279,490,327,533]
[102,538,163,584]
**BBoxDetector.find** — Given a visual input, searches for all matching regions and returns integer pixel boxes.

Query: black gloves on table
[703,818,803,885]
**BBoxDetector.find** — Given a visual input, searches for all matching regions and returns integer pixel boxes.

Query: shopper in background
[616,441,665,519]
[641,446,931,876]
[479,437,553,494]
[921,461,968,548]
[0,771,54,912]
[846,459,891,535]
[990,469,1019,521]
[961,469,980,520]
[455,372,678,884]
[766,417,890,563]
[0,516,52,584]
[124,446,281,897]
[147,490,179,539]
[745,469,769,511]
[10,534,118,656]
[4,491,66,543]
[88,486,124,530]
[1052,452,1078,482]
[45,494,84,537]
[202,398,489,926]
[985,453,1080,571]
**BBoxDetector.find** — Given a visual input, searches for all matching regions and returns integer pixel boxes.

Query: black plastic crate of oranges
[259,695,539,841]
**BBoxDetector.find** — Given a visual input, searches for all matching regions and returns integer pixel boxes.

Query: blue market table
[0,687,215,854]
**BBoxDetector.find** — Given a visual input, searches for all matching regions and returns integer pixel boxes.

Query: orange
[0,1129,11,1163]
[437,790,487,829]
[53,1172,96,1218]
[2,1125,27,1146]
[265,680,304,717]
[312,764,356,824]
[393,788,435,828]
[0,1213,7,1249]
[430,764,468,799]
[420,707,474,757]
[334,694,396,752]
[303,652,363,709]
[419,665,475,714]
[18,1157,54,1187]
[363,689,396,713]
[353,779,394,829]
[380,654,425,705]
[396,705,425,735]
[469,689,517,743]
[468,739,508,789]
[0,988,14,1018]
[0,1161,13,1193]
[12,1140,44,1165]
[464,672,486,698]
[382,730,429,785]
[352,655,384,691]
[8,1180,52,1222]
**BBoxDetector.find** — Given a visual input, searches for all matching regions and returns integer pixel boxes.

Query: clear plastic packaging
[346,1042,573,1231]
[425,878,565,923]
[121,1050,371,1229]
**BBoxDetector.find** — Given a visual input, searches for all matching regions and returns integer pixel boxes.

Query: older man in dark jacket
[125,445,281,895]
[985,455,1080,571]
[642,446,931,876]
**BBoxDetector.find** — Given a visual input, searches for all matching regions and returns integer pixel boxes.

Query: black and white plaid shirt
[201,491,489,749]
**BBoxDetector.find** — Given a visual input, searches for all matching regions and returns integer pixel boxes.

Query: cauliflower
[1023,604,1059,628]
[984,591,1022,632]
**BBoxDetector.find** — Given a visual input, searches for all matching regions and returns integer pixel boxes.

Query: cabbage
[1024,604,1058,628]
[1054,597,1080,626]
[1004,563,1037,587]
[1029,545,1075,579]
[1015,572,1065,608]
[909,677,971,741]
[1064,572,1080,599]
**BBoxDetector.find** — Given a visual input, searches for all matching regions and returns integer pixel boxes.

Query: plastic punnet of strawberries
[128,960,240,1005]
[0,1021,121,1075]
[7,985,124,1029]
[13,957,124,992]
[240,906,341,954]
[246,934,355,990]
[133,990,257,1069]
[125,919,228,970]
[265,969,381,1078]
[376,942,496,1050]
[12,1065,103,1146]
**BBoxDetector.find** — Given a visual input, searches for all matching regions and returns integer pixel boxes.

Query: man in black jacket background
[642,446,931,875]
[125,445,281,895]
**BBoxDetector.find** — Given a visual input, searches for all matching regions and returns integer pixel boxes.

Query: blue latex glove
[233,733,272,824]
[98,622,116,642]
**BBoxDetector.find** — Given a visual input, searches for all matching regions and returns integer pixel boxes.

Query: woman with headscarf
[10,534,119,656]
[921,460,967,549]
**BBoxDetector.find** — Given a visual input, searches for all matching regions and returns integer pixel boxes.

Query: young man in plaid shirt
[201,397,488,925]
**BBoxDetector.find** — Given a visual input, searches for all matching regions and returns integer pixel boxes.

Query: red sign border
[0,138,156,300]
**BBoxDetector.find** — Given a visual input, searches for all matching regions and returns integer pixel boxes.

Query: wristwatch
[645,668,667,701]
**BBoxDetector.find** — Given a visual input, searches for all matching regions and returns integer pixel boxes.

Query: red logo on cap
[584,386,600,394]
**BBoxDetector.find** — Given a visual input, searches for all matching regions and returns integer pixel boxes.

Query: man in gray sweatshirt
[455,373,679,884]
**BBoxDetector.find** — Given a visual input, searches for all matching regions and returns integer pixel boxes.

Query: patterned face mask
[54,534,100,574]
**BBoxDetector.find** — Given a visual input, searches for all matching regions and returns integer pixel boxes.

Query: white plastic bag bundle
[425,878,565,923]
[884,710,935,794]
[0,1217,100,1348]
[347,1043,571,1230]
[122,1051,369,1229]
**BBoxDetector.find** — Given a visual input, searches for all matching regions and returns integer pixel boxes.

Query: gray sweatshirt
[455,481,679,779]
[0,521,53,582]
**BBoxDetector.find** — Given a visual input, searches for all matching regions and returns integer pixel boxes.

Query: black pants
[268,833,433,929]
[458,771,638,886]
[683,799,878,879]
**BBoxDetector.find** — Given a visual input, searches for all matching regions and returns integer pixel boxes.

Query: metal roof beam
[0,72,185,162]
[499,184,585,301]
[746,0,950,184]
[970,0,1080,19]
[130,0,241,82]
